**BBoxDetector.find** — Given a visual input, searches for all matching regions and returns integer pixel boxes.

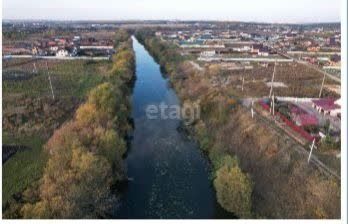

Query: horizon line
[2,18,342,25]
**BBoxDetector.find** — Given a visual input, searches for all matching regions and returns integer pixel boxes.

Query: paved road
[3,55,110,61]
[198,56,293,63]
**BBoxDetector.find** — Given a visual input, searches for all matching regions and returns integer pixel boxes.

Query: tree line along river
[115,37,233,218]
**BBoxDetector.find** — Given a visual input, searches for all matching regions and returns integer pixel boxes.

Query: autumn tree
[18,33,135,219]
[21,144,116,218]
[214,161,253,218]
[114,29,130,48]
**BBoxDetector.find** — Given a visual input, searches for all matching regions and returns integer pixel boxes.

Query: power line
[269,61,277,98]
[45,62,55,100]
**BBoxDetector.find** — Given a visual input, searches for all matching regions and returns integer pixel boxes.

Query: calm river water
[116,37,233,218]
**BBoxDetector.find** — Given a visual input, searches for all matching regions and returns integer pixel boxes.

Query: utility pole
[319,72,326,98]
[45,62,55,100]
[269,61,277,98]
[33,62,37,73]
[308,139,316,163]
[269,99,272,114]
[251,100,254,119]
[242,76,245,91]
[272,94,275,116]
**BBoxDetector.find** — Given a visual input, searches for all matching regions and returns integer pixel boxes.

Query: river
[116,37,233,219]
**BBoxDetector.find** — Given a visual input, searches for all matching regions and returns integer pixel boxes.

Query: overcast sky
[3,0,341,23]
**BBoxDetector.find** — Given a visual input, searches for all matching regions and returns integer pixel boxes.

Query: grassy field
[2,133,47,206]
[3,59,108,100]
[2,58,111,207]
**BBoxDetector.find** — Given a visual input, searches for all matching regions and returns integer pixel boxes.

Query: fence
[259,101,315,142]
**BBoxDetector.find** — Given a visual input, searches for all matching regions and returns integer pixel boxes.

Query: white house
[56,49,69,57]
[233,46,250,52]
[50,46,59,53]
[200,50,216,57]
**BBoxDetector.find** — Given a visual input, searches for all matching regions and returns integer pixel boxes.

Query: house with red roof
[293,114,318,127]
[312,98,341,117]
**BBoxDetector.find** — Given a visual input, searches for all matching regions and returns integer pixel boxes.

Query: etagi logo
[145,102,200,125]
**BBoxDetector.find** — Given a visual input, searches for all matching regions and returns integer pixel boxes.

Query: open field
[2,58,109,136]
[200,61,340,98]
[2,133,47,206]
[2,58,111,207]
[3,58,109,98]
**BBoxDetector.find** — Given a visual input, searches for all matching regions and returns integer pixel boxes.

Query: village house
[307,45,320,52]
[250,44,263,54]
[258,46,270,56]
[56,49,69,57]
[3,46,31,55]
[312,98,341,117]
[200,50,216,57]
[293,114,318,127]
[50,46,59,54]
[32,46,47,56]
[232,45,250,52]
[329,54,341,66]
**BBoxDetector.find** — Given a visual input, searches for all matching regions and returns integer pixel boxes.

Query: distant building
[329,54,341,66]
[32,47,46,56]
[307,46,320,52]
[232,46,250,52]
[31,47,39,55]
[251,44,263,54]
[48,41,57,47]
[56,49,69,57]
[200,50,216,57]
[327,37,336,46]
[258,47,270,56]
[50,46,59,53]
[73,36,81,41]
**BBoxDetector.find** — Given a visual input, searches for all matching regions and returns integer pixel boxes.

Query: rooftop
[312,98,340,111]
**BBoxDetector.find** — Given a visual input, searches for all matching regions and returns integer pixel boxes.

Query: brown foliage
[19,34,135,218]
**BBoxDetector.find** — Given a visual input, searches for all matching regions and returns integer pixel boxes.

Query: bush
[194,121,213,151]
[214,162,253,218]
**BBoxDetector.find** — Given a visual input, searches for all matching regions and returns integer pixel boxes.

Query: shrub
[214,163,253,218]
[194,121,213,151]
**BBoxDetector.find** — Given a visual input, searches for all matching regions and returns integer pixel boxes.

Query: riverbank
[2,30,136,218]
[135,31,340,218]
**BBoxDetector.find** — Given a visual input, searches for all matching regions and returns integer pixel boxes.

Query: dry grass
[208,62,340,98]
[215,108,340,218]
